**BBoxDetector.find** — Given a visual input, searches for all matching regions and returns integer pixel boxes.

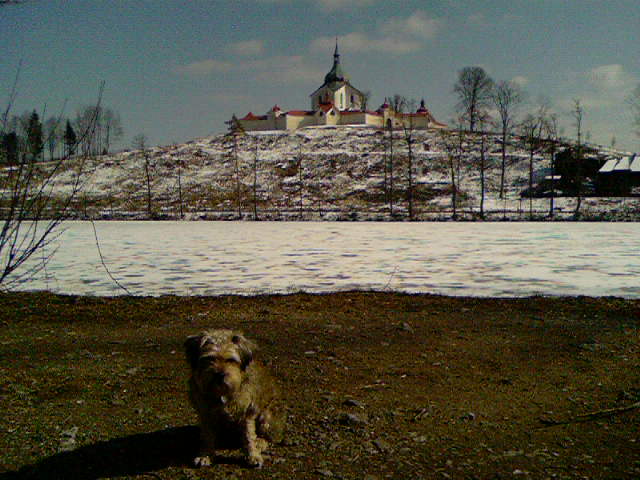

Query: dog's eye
[225,357,239,364]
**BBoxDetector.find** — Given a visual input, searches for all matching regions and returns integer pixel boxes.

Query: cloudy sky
[2,0,639,150]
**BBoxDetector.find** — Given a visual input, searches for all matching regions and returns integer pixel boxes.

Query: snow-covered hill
[60,126,639,221]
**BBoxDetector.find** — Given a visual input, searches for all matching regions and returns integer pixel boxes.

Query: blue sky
[2,0,639,150]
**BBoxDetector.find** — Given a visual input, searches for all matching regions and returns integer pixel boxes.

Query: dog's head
[185,330,256,399]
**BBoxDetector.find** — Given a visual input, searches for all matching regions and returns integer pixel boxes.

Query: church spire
[324,39,348,85]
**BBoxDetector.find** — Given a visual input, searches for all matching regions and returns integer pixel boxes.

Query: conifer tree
[64,120,77,157]
[26,110,43,160]
[1,131,18,165]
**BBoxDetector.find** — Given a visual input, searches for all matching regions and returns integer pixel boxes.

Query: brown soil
[1,291,639,479]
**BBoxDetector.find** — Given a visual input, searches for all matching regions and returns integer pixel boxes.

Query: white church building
[236,43,446,132]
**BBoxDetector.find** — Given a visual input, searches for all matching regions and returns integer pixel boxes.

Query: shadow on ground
[2,426,204,480]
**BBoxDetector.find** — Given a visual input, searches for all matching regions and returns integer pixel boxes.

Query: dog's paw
[247,452,264,468]
[193,455,212,467]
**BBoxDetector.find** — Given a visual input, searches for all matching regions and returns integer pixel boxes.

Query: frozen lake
[16,221,640,298]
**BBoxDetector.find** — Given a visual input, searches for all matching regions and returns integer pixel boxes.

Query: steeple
[324,38,348,85]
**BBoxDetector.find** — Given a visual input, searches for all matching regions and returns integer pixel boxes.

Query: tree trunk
[528,149,534,219]
[549,146,555,218]
[499,129,507,199]
[388,125,394,217]
[253,145,258,221]
[178,164,184,219]
[144,158,152,218]
[480,133,486,219]
[406,131,414,220]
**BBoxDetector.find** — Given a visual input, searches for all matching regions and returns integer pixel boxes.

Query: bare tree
[101,108,123,154]
[0,82,104,288]
[439,120,465,219]
[543,113,560,218]
[630,84,640,139]
[453,66,494,132]
[571,99,584,219]
[519,106,547,219]
[252,144,259,221]
[176,158,184,219]
[132,134,154,218]
[491,80,524,199]
[225,114,244,219]
[361,90,371,111]
[476,117,490,219]
[297,137,304,219]
[390,94,406,114]
[75,105,123,156]
[401,99,417,220]
[386,115,395,216]
[44,116,62,160]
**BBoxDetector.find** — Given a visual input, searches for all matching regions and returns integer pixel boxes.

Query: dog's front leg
[243,412,265,468]
[194,423,217,467]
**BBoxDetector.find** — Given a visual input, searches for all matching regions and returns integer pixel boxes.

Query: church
[236,43,446,132]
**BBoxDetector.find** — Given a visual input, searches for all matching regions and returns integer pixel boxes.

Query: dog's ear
[184,333,204,371]
[232,334,255,370]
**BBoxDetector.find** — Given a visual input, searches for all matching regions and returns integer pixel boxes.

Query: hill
[54,126,639,221]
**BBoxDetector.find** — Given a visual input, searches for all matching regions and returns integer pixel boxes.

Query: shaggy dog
[184,330,284,468]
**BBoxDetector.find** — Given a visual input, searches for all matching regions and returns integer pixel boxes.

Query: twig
[383,266,398,290]
[539,401,640,427]
[142,473,163,480]
[90,219,132,295]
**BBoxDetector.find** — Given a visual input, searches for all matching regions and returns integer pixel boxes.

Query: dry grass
[1,292,639,479]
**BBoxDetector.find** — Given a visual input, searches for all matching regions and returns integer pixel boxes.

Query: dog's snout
[212,371,226,384]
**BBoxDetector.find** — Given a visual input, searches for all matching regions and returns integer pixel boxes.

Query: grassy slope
[1,291,639,479]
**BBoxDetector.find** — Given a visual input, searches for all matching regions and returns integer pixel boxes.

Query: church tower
[310,40,366,111]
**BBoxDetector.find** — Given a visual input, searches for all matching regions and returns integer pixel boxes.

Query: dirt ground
[1,291,639,479]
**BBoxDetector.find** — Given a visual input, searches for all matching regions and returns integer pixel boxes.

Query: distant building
[597,153,640,195]
[236,42,446,132]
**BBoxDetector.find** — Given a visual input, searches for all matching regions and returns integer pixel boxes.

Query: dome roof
[323,41,348,85]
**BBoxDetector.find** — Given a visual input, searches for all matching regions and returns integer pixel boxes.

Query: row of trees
[1,70,106,288]
[1,105,122,164]
[451,66,605,219]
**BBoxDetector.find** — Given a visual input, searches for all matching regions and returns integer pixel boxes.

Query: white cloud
[467,13,489,27]
[316,0,377,11]
[511,75,529,87]
[176,54,323,85]
[174,59,233,76]
[588,64,636,91]
[244,55,325,83]
[380,10,442,40]
[229,40,265,57]
[311,32,422,55]
[311,10,441,55]
[256,0,378,11]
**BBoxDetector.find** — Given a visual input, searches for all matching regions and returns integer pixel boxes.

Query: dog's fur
[184,330,284,468]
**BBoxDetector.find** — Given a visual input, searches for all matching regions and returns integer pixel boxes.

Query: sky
[2,0,639,151]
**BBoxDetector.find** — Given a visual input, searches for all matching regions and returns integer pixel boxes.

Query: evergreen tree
[26,110,43,160]
[1,131,19,165]
[64,120,77,157]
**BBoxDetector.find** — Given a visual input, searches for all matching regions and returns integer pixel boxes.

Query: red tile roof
[286,110,315,116]
[240,112,268,121]
[318,102,334,113]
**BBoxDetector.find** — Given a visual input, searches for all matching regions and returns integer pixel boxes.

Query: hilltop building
[236,42,446,132]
